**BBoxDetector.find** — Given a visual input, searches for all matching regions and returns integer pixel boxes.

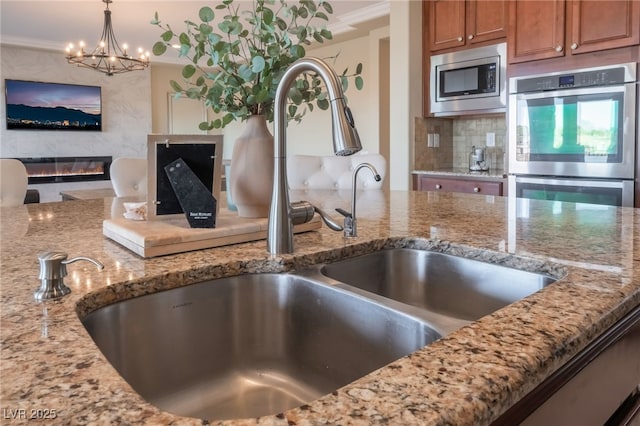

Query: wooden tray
[103,210,321,258]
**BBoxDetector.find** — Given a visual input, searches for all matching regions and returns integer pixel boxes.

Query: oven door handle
[515,176,627,189]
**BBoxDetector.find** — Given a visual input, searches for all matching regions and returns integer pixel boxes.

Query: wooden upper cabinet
[509,0,639,64]
[508,0,566,64]
[569,0,640,54]
[429,0,507,52]
[466,0,508,45]
[429,0,466,51]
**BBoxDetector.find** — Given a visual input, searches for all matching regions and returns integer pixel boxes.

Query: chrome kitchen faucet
[336,162,382,238]
[267,57,362,255]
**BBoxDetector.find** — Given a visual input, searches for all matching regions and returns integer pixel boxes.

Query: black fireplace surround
[18,156,112,184]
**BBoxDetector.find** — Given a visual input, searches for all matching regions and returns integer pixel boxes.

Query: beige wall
[150,63,183,135]
[285,35,378,156]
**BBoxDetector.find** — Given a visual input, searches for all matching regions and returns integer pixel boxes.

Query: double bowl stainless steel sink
[80,248,558,421]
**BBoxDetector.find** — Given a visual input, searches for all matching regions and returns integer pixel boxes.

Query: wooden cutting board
[103,210,322,258]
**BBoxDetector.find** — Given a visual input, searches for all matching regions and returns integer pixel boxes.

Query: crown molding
[1,36,65,53]
[337,1,390,27]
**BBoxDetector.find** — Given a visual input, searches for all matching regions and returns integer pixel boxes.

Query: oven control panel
[511,64,632,93]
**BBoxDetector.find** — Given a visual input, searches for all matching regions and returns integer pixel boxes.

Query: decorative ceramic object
[229,115,274,218]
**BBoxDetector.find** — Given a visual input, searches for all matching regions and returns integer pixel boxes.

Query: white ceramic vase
[229,115,274,218]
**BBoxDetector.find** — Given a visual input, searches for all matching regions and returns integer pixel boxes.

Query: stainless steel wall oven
[508,63,638,207]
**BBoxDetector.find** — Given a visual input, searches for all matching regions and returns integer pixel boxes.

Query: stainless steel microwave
[429,43,506,116]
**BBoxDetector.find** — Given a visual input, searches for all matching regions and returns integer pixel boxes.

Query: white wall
[0,45,152,202]
[388,0,422,191]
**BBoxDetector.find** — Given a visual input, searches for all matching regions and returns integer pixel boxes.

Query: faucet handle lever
[335,207,351,218]
[313,205,343,232]
[63,256,105,269]
[290,201,343,232]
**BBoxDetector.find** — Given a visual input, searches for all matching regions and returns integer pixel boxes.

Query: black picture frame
[4,79,102,131]
[146,134,223,221]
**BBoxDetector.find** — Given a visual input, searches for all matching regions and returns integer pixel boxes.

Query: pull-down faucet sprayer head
[330,98,362,156]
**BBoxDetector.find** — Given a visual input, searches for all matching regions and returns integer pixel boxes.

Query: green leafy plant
[151,0,364,130]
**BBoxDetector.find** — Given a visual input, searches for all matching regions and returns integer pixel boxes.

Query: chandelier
[65,0,149,76]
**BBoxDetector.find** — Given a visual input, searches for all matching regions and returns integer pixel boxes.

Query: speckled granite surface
[413,169,508,179]
[1,190,638,425]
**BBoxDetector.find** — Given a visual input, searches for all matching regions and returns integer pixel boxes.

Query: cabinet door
[568,0,640,54]
[467,0,508,45]
[429,0,466,51]
[508,0,566,63]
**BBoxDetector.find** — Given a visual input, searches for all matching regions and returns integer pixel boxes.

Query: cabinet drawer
[416,176,503,196]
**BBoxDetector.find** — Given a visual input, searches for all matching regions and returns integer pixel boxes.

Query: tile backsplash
[415,115,506,171]
[414,117,453,170]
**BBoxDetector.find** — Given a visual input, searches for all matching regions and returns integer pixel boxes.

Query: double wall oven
[508,63,637,207]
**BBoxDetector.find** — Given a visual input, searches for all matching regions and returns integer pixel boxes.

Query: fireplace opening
[18,156,112,184]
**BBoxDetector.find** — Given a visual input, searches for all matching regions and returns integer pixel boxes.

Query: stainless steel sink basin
[320,248,557,321]
[81,273,441,421]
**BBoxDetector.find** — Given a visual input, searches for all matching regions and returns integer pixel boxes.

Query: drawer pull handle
[570,42,578,50]
[555,45,563,52]
[457,36,463,42]
[473,187,480,193]
[435,184,442,190]
[468,34,474,40]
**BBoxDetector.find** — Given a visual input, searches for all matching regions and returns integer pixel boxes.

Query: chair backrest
[287,153,386,190]
[0,159,28,207]
[110,158,147,197]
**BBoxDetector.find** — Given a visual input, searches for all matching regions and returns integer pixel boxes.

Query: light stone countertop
[412,169,508,179]
[1,189,638,425]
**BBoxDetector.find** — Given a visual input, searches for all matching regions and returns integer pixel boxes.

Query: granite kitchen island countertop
[412,168,508,179]
[1,189,638,425]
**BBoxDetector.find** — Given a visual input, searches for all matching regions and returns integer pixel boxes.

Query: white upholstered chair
[110,157,147,197]
[286,153,387,220]
[287,153,386,190]
[0,159,28,207]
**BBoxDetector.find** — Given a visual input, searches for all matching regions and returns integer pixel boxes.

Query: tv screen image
[4,79,102,131]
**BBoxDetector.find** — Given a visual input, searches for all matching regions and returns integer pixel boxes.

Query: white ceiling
[0,0,389,64]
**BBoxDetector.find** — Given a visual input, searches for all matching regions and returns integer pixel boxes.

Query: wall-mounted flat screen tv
[4,79,102,131]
